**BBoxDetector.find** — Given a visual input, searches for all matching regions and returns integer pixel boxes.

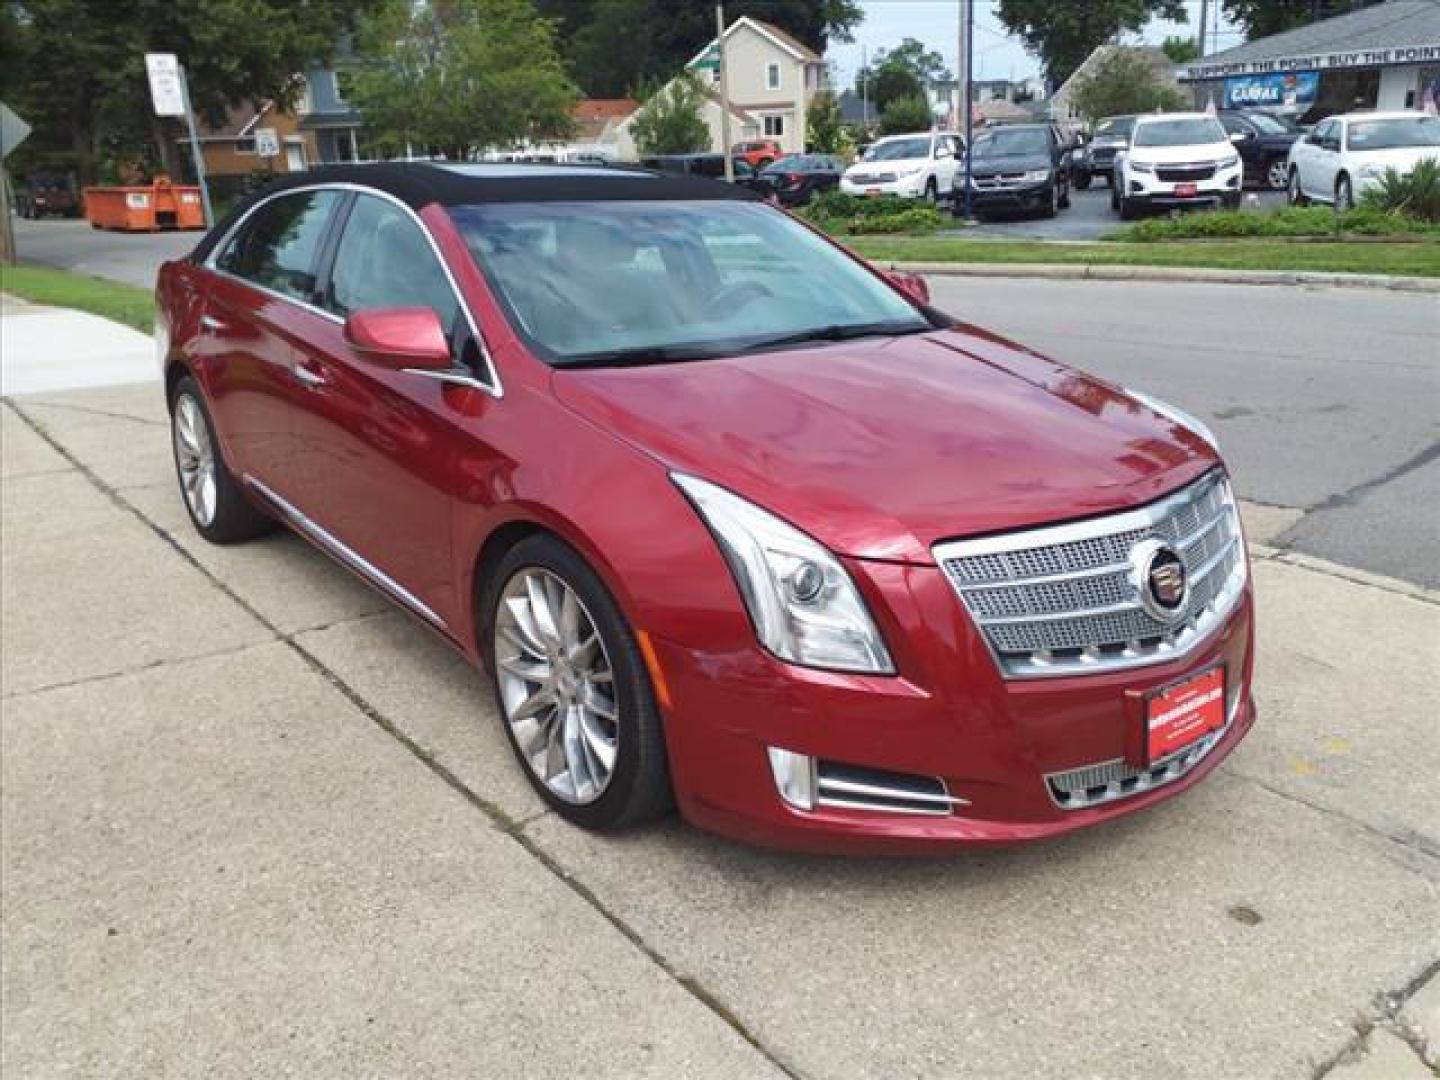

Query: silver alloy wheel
[172,393,218,526]
[1266,159,1289,190]
[495,568,619,805]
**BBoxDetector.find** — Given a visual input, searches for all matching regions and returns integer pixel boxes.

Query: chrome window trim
[202,181,503,399]
[245,475,448,629]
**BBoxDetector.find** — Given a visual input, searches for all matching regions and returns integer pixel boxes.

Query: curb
[887,261,1440,293]
[1249,542,1438,605]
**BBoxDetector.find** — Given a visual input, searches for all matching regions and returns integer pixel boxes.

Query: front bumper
[964,180,1053,213]
[840,173,928,199]
[653,558,1256,854]
[1124,162,1243,205]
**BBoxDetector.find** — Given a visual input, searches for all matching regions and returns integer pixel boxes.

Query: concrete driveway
[3,346,1437,1074]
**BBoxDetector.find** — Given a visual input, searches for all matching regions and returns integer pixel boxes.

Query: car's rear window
[1347,116,1440,150]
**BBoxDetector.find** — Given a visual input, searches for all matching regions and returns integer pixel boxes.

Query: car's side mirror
[344,307,452,371]
[884,269,930,305]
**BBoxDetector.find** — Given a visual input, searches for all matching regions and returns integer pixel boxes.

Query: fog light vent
[815,761,965,816]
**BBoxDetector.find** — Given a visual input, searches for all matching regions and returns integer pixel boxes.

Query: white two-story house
[686,16,829,155]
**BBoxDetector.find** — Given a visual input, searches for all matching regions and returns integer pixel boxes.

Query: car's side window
[217,190,341,302]
[325,194,460,332]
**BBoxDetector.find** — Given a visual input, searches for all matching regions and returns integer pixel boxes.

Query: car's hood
[552,327,1219,564]
[1352,146,1440,172]
[846,157,927,174]
[1129,141,1232,164]
[970,152,1051,175]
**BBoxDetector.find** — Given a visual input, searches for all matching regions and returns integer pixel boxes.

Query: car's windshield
[1245,112,1296,135]
[1347,116,1440,150]
[1134,118,1227,147]
[1094,116,1135,140]
[864,137,931,161]
[449,200,931,366]
[972,128,1050,157]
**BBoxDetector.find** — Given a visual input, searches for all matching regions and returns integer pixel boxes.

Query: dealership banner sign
[1224,71,1319,108]
[1182,42,1440,81]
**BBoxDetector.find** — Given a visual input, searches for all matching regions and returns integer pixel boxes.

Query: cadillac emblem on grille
[1130,538,1188,623]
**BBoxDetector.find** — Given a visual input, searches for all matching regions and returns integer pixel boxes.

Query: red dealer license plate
[1146,665,1225,762]
[1175,182,1198,197]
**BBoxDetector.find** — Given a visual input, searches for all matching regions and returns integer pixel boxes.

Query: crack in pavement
[1311,958,1440,1078]
[19,398,167,427]
[0,637,276,702]
[7,400,803,1080]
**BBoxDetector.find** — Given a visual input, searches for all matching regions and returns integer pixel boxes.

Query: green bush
[1111,204,1438,241]
[844,207,944,235]
[1360,159,1440,223]
[804,191,914,221]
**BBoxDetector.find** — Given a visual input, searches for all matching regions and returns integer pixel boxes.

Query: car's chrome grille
[1156,162,1217,182]
[1046,679,1242,810]
[849,171,897,185]
[973,173,1026,189]
[933,472,1247,678]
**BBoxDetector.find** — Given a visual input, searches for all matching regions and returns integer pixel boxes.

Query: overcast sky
[826,0,1245,89]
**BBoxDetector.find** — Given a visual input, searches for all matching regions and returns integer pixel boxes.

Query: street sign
[145,53,186,117]
[0,102,32,160]
[254,127,280,158]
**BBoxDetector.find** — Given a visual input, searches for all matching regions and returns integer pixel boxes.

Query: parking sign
[145,53,186,117]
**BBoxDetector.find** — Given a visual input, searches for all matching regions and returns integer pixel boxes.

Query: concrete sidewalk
[2,345,1438,1075]
[1,293,156,396]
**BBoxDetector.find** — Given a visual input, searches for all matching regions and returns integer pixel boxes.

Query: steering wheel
[703,282,773,321]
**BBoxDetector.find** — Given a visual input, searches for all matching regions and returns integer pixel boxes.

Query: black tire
[1074,172,1092,191]
[1110,185,1121,211]
[1058,177,1071,209]
[923,177,938,203]
[1336,174,1354,213]
[168,375,274,544]
[1287,167,1307,206]
[1222,192,1242,211]
[1118,196,1142,221]
[482,535,673,831]
[1041,183,1059,219]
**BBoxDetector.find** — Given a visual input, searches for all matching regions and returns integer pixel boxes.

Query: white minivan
[1286,111,1440,210]
[840,132,964,201]
[1111,113,1243,220]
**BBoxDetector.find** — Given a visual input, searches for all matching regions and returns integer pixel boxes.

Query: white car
[1111,112,1243,220]
[840,132,963,201]
[1286,111,1440,210]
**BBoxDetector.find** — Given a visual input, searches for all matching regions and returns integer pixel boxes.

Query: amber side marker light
[635,630,674,711]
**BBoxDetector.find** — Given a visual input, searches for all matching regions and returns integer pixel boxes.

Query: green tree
[350,0,576,160]
[7,0,383,183]
[806,89,845,153]
[855,37,948,109]
[630,74,710,156]
[1070,49,1186,122]
[996,0,1186,86]
[1221,0,1382,41]
[879,94,932,136]
[536,0,863,97]
[1161,34,1199,64]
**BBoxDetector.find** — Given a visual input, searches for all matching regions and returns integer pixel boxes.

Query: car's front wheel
[168,374,274,544]
[1336,174,1354,212]
[484,535,672,831]
[1288,167,1307,206]
[1074,171,1091,190]
[1041,183,1059,219]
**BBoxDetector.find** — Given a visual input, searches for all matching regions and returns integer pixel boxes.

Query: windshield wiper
[731,320,933,355]
[558,344,723,370]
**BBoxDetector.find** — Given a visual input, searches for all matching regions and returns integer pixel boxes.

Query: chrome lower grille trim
[815,762,967,817]
[1045,684,1243,811]
[934,471,1247,679]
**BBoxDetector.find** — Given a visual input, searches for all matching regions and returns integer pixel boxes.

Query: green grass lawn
[1,264,154,333]
[843,236,1440,278]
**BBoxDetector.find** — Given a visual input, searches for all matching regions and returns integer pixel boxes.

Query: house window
[763,115,784,137]
[711,67,721,86]
[234,138,256,154]
[766,62,780,91]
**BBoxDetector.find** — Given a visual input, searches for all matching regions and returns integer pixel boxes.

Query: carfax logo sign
[1224,71,1319,108]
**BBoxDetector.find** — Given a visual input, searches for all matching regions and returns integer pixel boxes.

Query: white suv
[1286,111,1440,210]
[1111,113,1243,220]
[840,132,963,201]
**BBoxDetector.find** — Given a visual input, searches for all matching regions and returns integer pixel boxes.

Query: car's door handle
[199,314,228,332]
[293,363,326,388]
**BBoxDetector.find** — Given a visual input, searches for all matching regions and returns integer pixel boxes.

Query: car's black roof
[191,161,761,262]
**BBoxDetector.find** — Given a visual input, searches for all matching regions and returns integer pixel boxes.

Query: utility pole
[1197,0,1209,58]
[861,44,869,129]
[958,0,974,219]
[717,3,734,183]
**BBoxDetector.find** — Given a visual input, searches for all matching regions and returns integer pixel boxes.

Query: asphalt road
[11,216,1437,586]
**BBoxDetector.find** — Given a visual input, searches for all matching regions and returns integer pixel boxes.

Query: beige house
[688,16,828,155]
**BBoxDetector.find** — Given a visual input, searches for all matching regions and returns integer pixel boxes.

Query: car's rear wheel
[1118,195,1141,220]
[485,536,672,831]
[1265,158,1289,191]
[168,375,273,544]
[1335,174,1354,212]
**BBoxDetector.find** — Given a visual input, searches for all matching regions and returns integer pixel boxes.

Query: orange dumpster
[83,176,206,231]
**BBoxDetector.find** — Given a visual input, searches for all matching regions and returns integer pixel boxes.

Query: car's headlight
[896,165,924,178]
[1126,389,1220,452]
[1021,168,1051,184]
[671,473,895,674]
[1219,153,1241,169]
[1130,160,1155,174]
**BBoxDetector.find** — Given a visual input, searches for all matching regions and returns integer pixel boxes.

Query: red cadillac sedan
[156,163,1254,853]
